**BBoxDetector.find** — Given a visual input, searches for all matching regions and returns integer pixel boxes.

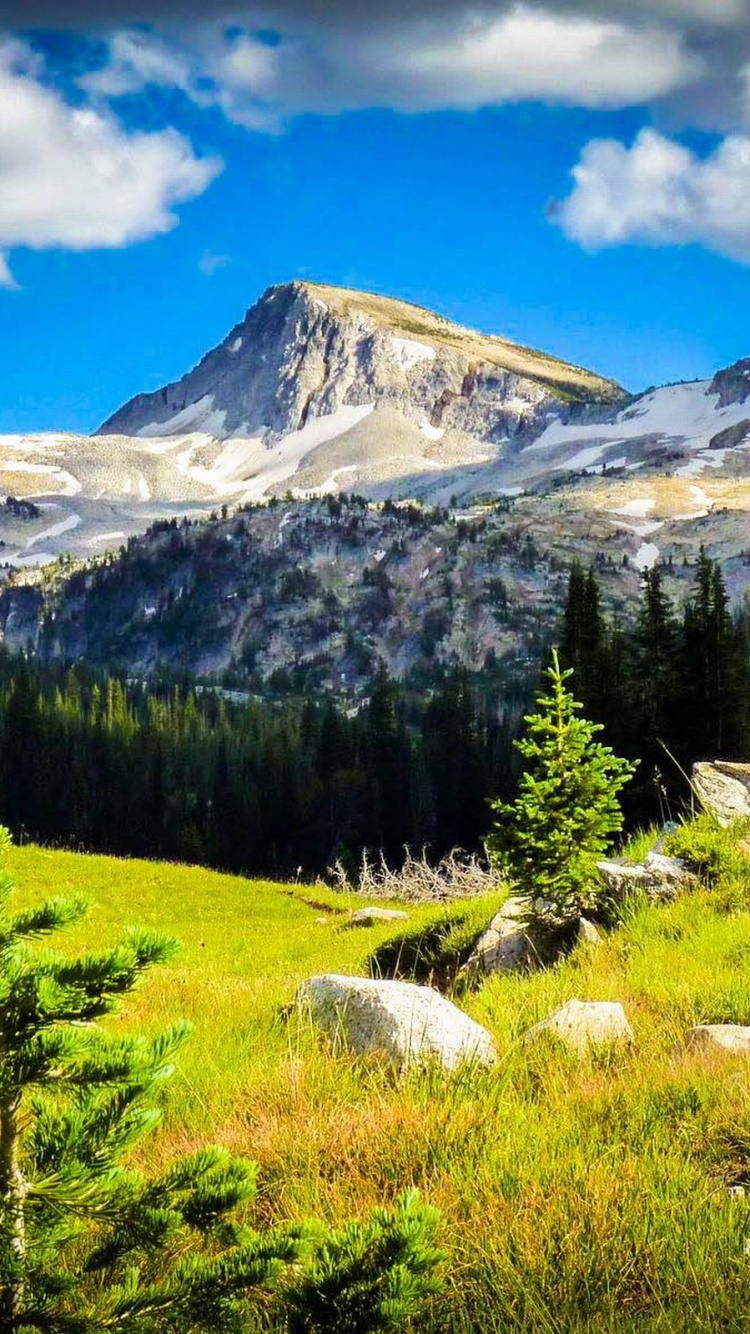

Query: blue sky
[2,5,750,432]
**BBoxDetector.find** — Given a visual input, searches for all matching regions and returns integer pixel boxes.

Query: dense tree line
[1,549,748,877]
[560,551,750,823]
[0,656,518,878]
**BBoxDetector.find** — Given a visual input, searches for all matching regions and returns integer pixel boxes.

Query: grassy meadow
[9,825,750,1332]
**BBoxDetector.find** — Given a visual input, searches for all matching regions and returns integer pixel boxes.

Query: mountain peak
[98,278,626,446]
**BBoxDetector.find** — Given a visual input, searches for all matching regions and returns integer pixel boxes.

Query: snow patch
[87,531,126,547]
[229,337,243,353]
[137,394,228,440]
[390,337,436,372]
[14,551,56,567]
[633,542,660,571]
[420,420,445,442]
[137,475,151,501]
[240,405,375,502]
[529,380,750,463]
[608,497,656,518]
[25,513,81,548]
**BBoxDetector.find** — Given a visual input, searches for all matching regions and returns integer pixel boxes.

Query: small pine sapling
[486,651,636,930]
[0,827,302,1332]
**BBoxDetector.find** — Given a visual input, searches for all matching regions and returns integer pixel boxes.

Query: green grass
[9,834,750,1332]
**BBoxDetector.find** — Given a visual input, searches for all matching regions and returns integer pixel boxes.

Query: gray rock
[461,896,536,978]
[577,917,603,946]
[523,999,633,1054]
[597,850,693,902]
[692,761,750,826]
[348,906,409,927]
[297,974,496,1072]
[689,1024,750,1054]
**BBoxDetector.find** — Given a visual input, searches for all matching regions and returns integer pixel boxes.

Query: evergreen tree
[0,828,301,1331]
[284,1189,444,1334]
[486,651,636,928]
[559,563,607,719]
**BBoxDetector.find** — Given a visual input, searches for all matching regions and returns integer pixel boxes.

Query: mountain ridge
[97,279,627,447]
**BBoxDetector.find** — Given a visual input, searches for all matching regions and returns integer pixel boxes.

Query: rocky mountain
[3,280,750,693]
[4,281,750,570]
[99,279,625,440]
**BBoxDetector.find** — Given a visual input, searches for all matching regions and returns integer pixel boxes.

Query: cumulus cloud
[0,40,221,266]
[79,6,701,133]
[555,127,750,263]
[6,1,750,266]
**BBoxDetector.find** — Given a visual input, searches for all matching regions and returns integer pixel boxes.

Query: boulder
[692,762,750,826]
[597,850,693,903]
[348,907,409,927]
[689,1024,750,1055]
[461,896,536,979]
[523,999,633,1054]
[297,973,496,1071]
[577,917,603,946]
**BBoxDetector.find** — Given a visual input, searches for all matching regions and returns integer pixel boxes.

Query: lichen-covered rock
[692,762,750,826]
[297,974,496,1071]
[461,896,536,979]
[348,907,409,927]
[689,1024,750,1054]
[597,851,694,903]
[523,999,633,1054]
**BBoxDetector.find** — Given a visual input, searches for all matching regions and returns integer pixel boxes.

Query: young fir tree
[0,826,302,1332]
[486,651,636,929]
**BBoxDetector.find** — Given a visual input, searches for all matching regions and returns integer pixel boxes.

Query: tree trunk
[0,1094,26,1329]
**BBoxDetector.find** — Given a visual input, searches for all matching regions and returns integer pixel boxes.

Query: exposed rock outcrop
[596,851,694,902]
[99,281,623,444]
[461,896,536,979]
[692,762,750,826]
[297,973,496,1071]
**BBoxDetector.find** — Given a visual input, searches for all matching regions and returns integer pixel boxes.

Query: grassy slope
[9,832,750,1333]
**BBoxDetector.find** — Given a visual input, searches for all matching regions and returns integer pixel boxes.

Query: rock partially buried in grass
[348,906,409,927]
[461,896,536,980]
[523,999,633,1054]
[597,851,693,903]
[577,917,603,946]
[692,761,750,826]
[297,974,496,1072]
[689,1024,750,1054]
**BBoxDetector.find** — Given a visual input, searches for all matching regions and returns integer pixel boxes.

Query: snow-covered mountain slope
[3,282,750,565]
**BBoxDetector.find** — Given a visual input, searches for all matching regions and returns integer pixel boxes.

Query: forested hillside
[1,550,749,877]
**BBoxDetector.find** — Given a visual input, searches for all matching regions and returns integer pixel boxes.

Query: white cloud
[375,11,699,110]
[79,29,197,98]
[83,8,699,127]
[556,127,750,263]
[198,249,232,276]
[0,40,221,260]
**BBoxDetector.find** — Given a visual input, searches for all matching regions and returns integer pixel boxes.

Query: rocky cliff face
[99,280,625,446]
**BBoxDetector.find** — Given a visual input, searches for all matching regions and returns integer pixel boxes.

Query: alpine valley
[3,279,750,691]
